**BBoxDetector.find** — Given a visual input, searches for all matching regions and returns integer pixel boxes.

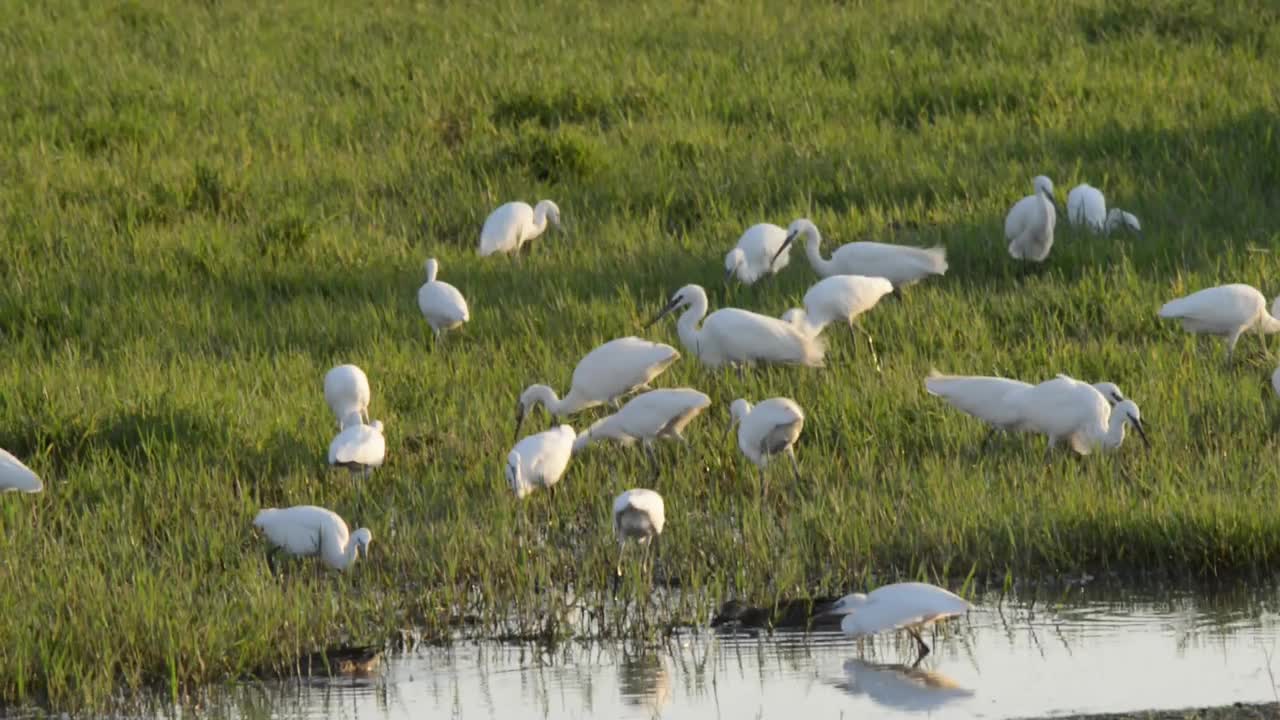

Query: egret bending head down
[769,219,947,289]
[253,505,373,573]
[477,200,565,257]
[647,284,824,369]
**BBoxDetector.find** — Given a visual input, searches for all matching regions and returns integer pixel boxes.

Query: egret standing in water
[573,388,711,478]
[417,258,469,345]
[507,425,576,499]
[647,284,824,370]
[1066,183,1142,237]
[1158,284,1280,362]
[324,364,371,430]
[478,200,564,256]
[515,337,679,438]
[1003,375,1150,459]
[1005,175,1061,263]
[830,582,971,664]
[729,397,805,492]
[0,449,42,493]
[611,488,665,592]
[328,411,386,478]
[253,505,372,574]
[781,274,895,371]
[769,219,947,290]
[924,371,1129,449]
[724,223,792,285]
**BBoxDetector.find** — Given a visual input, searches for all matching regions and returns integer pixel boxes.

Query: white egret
[0,449,42,493]
[723,223,791,284]
[506,425,576,499]
[516,337,679,438]
[611,488,666,592]
[1005,175,1060,262]
[324,364,371,430]
[1158,284,1280,361]
[783,274,895,370]
[573,388,711,476]
[831,582,971,662]
[729,397,805,491]
[478,200,563,256]
[925,371,1128,448]
[769,219,946,289]
[417,258,469,344]
[328,411,386,478]
[1003,375,1150,458]
[1066,183,1142,237]
[253,505,372,573]
[647,284,824,370]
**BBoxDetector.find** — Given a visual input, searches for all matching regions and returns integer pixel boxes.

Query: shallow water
[201,586,1280,719]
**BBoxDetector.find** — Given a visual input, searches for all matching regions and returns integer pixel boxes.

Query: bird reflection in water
[833,659,973,713]
[618,651,672,713]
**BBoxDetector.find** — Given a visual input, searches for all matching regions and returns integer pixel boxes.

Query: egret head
[1033,175,1062,216]
[724,248,746,283]
[1116,399,1151,449]
[646,285,697,327]
[506,450,531,498]
[781,308,806,327]
[352,528,373,560]
[1091,382,1126,407]
[1105,208,1142,238]
[729,398,751,427]
[536,199,563,232]
[424,257,439,282]
[771,218,817,268]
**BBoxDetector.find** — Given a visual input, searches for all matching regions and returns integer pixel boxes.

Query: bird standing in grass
[328,411,386,478]
[648,284,824,370]
[769,219,947,289]
[324,364,371,430]
[723,223,792,285]
[611,488,665,593]
[729,397,805,492]
[515,337,679,439]
[1002,375,1150,459]
[572,388,711,478]
[507,425,576,499]
[781,274,895,371]
[253,505,372,573]
[0,449,42,494]
[478,200,564,256]
[417,258,469,345]
[1066,183,1142,237]
[1158,284,1280,362]
[831,582,971,665]
[1005,175,1061,263]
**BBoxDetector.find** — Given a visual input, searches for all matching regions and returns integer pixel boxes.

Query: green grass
[2,0,1280,710]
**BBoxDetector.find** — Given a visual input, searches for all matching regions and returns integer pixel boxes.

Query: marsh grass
[1,0,1279,710]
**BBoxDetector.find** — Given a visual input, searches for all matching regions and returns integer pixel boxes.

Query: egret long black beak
[514,403,526,441]
[646,296,683,328]
[1043,190,1065,219]
[1131,415,1151,449]
[724,266,736,284]
[769,231,798,268]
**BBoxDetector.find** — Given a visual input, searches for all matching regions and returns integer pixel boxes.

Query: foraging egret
[769,219,947,288]
[417,258,469,344]
[724,223,791,284]
[324,364,371,429]
[0,449,42,493]
[515,337,679,439]
[611,488,665,591]
[253,505,372,573]
[783,274,895,370]
[506,425,576,499]
[647,284,824,370]
[831,582,971,662]
[1005,176,1060,262]
[924,371,1128,448]
[573,389,711,476]
[1066,183,1142,237]
[1158,284,1280,361]
[328,411,386,477]
[1003,375,1150,458]
[729,397,805,491]
[478,200,563,256]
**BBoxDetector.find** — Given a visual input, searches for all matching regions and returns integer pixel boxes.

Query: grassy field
[2,0,1280,710]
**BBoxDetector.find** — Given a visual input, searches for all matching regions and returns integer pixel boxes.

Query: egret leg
[787,448,802,483]
[907,627,931,663]
[851,322,882,373]
[266,547,281,577]
[613,541,627,597]
[758,465,768,497]
[644,442,661,482]
[979,427,998,453]
[735,364,745,381]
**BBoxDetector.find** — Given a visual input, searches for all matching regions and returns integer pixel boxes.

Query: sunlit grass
[1,0,1279,710]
